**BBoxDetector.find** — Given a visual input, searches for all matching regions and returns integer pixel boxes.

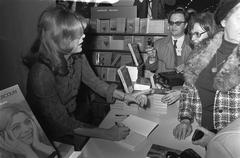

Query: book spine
[128,43,139,67]
[117,66,130,93]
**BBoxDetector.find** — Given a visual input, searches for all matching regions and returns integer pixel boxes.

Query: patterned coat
[178,31,240,131]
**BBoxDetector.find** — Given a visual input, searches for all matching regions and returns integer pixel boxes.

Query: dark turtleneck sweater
[195,38,237,133]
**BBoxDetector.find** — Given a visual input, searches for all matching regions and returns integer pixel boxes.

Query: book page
[122,115,158,137]
[116,131,145,151]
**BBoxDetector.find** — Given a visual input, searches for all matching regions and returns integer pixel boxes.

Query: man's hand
[161,90,180,105]
[173,119,192,140]
[192,126,216,148]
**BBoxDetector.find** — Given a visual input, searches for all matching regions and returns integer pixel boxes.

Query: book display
[88,6,168,85]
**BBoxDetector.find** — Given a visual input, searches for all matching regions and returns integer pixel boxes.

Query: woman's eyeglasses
[190,31,207,38]
[168,21,185,26]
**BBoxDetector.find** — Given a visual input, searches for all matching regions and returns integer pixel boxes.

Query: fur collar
[184,31,240,91]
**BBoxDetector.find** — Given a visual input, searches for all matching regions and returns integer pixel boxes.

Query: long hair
[189,12,218,39]
[188,12,219,48]
[24,5,87,76]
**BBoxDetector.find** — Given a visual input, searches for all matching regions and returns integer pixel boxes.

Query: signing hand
[161,90,180,105]
[105,123,130,141]
[192,126,216,148]
[173,119,192,140]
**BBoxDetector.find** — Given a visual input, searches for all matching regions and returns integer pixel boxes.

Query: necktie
[173,40,178,66]
[147,0,152,19]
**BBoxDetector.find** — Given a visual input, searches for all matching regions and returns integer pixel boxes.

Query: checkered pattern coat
[178,31,240,131]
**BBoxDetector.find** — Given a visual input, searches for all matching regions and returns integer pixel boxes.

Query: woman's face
[70,34,85,54]
[8,112,33,145]
[222,3,240,44]
[190,23,208,46]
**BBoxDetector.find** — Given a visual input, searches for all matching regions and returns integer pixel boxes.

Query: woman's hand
[161,90,181,105]
[124,93,148,108]
[0,131,38,158]
[192,126,216,148]
[104,123,130,141]
[173,119,192,140]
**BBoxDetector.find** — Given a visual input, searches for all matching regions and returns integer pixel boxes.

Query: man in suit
[146,8,192,73]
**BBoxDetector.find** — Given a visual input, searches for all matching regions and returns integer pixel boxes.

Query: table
[79,100,205,158]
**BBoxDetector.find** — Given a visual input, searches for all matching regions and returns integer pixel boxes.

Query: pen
[115,114,129,117]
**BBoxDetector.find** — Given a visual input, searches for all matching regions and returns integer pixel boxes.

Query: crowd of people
[0,0,239,157]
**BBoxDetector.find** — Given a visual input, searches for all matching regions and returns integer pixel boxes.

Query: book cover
[100,19,110,33]
[146,144,181,158]
[116,18,126,33]
[126,18,135,33]
[126,18,140,33]
[133,36,145,51]
[120,54,133,66]
[109,18,117,33]
[116,115,158,151]
[106,68,117,82]
[0,85,59,158]
[93,52,112,66]
[111,54,121,67]
[146,19,165,34]
[128,43,144,67]
[124,36,133,50]
[101,36,110,49]
[117,65,134,93]
[139,18,149,33]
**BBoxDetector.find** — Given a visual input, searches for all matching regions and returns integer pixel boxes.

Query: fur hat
[215,0,240,25]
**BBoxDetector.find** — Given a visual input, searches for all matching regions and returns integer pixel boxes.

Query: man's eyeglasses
[168,21,185,26]
[190,31,207,38]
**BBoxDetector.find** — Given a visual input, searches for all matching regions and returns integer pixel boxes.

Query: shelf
[88,32,168,36]
[91,49,147,53]
[93,65,118,68]
[91,49,130,53]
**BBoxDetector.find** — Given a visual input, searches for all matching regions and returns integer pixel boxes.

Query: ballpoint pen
[115,114,129,117]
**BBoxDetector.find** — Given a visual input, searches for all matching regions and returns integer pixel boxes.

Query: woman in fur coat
[173,0,240,148]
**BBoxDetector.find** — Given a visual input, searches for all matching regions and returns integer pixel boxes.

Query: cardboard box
[91,6,137,19]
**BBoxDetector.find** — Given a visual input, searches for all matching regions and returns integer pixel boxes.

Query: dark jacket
[179,31,240,130]
[27,54,117,139]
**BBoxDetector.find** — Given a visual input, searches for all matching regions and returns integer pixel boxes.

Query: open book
[0,85,75,158]
[115,115,158,151]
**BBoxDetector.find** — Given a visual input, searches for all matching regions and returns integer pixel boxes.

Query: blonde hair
[37,5,87,75]
[0,104,32,132]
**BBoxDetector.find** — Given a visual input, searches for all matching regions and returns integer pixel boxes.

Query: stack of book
[147,93,168,115]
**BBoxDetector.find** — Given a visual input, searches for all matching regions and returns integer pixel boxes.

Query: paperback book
[115,115,158,151]
[0,85,75,158]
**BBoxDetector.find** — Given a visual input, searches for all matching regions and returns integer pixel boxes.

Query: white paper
[122,115,158,137]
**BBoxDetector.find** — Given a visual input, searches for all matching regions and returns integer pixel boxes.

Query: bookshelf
[87,32,168,84]
[82,6,169,107]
